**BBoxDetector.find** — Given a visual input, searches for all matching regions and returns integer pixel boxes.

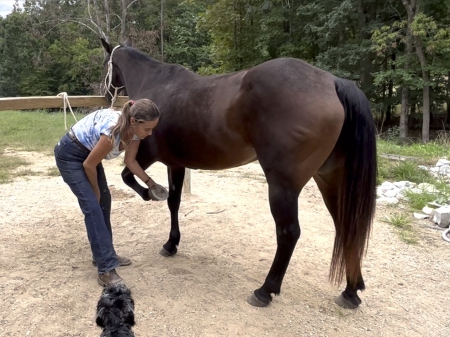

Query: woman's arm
[124,140,156,187]
[83,135,114,202]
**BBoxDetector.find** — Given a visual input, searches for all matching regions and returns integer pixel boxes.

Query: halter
[104,45,124,108]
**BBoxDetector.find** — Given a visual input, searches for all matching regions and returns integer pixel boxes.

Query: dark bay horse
[100,37,377,309]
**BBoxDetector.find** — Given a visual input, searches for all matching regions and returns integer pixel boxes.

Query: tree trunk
[121,0,127,41]
[402,0,430,143]
[238,1,242,69]
[357,0,377,97]
[233,0,237,69]
[446,72,450,127]
[380,81,386,130]
[290,1,293,43]
[103,0,111,39]
[91,0,107,41]
[357,0,368,92]
[447,99,450,128]
[415,40,430,142]
[421,70,430,142]
[400,22,413,141]
[386,79,393,124]
[160,0,164,61]
[400,87,409,141]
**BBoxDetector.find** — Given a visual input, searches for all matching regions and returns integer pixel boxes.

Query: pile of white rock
[377,158,450,229]
[377,181,438,205]
[418,158,450,179]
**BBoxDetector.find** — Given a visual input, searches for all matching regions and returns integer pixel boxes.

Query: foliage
[0,0,449,142]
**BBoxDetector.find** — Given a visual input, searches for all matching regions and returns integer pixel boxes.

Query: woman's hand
[145,177,156,188]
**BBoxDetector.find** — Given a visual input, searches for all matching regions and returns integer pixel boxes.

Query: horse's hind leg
[159,166,185,257]
[313,169,365,309]
[247,167,303,307]
[245,136,337,307]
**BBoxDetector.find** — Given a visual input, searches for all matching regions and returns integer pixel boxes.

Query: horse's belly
[205,147,258,169]
[161,140,257,170]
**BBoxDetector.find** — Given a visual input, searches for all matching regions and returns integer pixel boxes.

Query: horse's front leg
[159,165,185,257]
[121,140,157,201]
[121,165,155,201]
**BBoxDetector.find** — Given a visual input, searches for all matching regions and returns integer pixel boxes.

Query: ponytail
[109,100,134,146]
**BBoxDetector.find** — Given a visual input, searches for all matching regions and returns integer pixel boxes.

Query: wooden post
[183,168,191,194]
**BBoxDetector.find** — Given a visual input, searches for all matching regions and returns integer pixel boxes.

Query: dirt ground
[0,150,449,337]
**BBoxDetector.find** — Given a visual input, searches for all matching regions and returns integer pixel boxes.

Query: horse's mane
[119,44,189,73]
[119,44,159,62]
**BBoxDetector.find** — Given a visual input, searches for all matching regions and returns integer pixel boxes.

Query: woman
[54,98,160,286]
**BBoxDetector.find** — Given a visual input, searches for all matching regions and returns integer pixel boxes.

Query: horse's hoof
[159,247,176,257]
[335,293,359,309]
[247,292,270,307]
[140,191,151,201]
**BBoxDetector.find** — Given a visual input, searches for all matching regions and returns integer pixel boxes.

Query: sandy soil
[0,150,449,337]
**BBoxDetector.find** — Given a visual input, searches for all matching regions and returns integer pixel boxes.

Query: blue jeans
[54,133,119,274]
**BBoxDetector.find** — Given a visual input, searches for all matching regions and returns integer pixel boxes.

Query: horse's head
[100,37,132,105]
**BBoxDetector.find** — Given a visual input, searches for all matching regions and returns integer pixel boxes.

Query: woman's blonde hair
[109,98,160,145]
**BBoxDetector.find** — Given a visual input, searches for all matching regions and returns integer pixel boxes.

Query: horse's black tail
[330,78,377,286]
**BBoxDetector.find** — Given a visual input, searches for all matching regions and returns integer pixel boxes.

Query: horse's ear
[122,36,132,47]
[100,37,112,54]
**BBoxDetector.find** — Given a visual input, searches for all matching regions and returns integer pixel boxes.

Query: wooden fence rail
[0,95,191,193]
[0,95,129,111]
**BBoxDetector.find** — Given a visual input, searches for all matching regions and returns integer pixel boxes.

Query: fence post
[183,168,191,194]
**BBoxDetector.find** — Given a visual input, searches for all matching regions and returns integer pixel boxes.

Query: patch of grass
[431,179,450,204]
[401,179,450,211]
[382,213,411,228]
[390,161,431,183]
[377,139,448,165]
[0,153,31,184]
[381,213,418,245]
[46,167,61,176]
[405,191,437,210]
[0,110,84,154]
[377,157,431,185]
[398,230,419,245]
[0,110,84,182]
[15,168,41,177]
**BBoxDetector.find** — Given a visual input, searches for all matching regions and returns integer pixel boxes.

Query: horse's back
[238,57,345,141]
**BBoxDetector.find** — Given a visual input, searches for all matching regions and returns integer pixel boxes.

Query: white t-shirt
[71,108,135,160]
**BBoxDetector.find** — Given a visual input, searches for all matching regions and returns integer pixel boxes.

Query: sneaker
[92,255,132,267]
[97,269,122,287]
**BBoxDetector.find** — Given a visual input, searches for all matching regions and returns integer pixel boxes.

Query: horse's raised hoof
[334,293,360,309]
[247,291,271,307]
[141,192,151,202]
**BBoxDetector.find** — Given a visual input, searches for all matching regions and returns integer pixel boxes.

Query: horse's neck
[121,56,192,91]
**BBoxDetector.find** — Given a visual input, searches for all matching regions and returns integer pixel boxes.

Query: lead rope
[104,45,124,108]
[57,92,78,130]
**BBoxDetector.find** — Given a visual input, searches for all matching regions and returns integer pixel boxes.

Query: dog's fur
[96,283,135,337]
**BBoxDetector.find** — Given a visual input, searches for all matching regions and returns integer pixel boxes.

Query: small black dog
[95,283,136,337]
